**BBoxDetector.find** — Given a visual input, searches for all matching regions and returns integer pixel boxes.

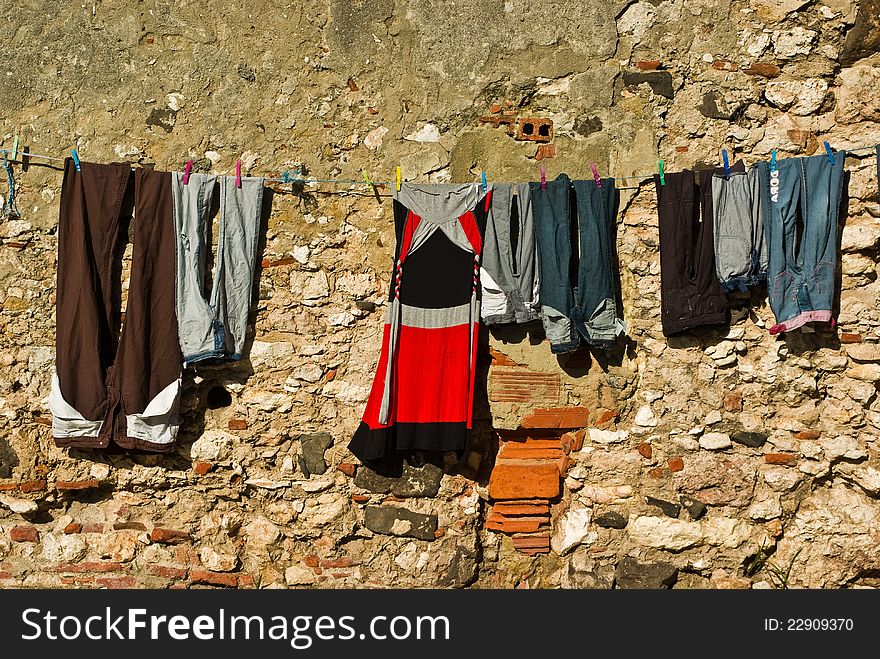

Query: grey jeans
[171,172,263,364]
[480,183,540,325]
[711,168,767,292]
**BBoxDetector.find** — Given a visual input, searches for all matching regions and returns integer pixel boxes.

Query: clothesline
[0,143,877,193]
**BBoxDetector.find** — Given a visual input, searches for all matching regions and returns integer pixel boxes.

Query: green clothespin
[10,133,19,162]
[658,160,665,186]
[362,169,381,204]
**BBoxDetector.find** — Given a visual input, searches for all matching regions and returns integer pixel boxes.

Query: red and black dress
[349,184,491,462]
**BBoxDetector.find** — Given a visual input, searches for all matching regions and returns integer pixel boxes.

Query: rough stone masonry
[0,0,879,589]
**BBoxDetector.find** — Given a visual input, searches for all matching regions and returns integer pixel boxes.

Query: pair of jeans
[655,164,742,336]
[711,168,767,291]
[530,174,625,351]
[755,152,845,334]
[480,183,540,325]
[51,159,183,452]
[171,173,264,364]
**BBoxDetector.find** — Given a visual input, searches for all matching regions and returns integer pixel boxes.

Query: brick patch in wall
[488,463,561,500]
[488,367,560,404]
[520,406,590,429]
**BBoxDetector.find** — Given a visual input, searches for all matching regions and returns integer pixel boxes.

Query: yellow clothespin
[396,166,402,192]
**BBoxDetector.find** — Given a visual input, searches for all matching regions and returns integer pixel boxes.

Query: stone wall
[1,0,879,589]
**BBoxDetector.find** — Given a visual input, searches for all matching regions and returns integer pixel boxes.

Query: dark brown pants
[51,158,182,452]
[654,163,742,336]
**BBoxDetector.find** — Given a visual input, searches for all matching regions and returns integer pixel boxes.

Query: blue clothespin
[658,160,665,186]
[824,141,835,165]
[770,149,777,173]
[590,162,602,188]
[71,149,81,172]
[540,162,547,191]
[481,171,487,195]
[722,149,731,178]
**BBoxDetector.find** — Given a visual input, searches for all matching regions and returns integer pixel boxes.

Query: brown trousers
[52,158,182,452]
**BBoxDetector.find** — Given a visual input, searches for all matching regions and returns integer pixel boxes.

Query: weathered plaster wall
[0,0,879,588]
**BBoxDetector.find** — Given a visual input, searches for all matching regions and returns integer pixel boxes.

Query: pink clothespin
[540,162,547,191]
[183,159,193,185]
[590,162,602,188]
[235,159,242,188]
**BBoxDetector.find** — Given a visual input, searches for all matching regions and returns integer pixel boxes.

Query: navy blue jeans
[756,152,845,334]
[530,174,625,352]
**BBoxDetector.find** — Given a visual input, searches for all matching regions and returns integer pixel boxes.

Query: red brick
[97,576,137,589]
[351,494,370,503]
[227,419,248,431]
[492,502,551,516]
[676,146,689,153]
[635,59,661,70]
[151,527,191,544]
[485,515,547,533]
[263,257,297,268]
[520,406,590,429]
[489,103,502,113]
[148,565,187,579]
[303,555,320,568]
[63,522,82,534]
[320,557,353,569]
[0,570,14,581]
[667,456,685,472]
[637,442,653,458]
[512,534,551,554]
[498,440,564,460]
[336,462,357,477]
[193,461,213,475]
[723,391,743,412]
[648,466,668,478]
[764,453,797,465]
[10,525,38,542]
[792,430,821,440]
[489,348,521,367]
[489,368,560,404]
[712,59,738,71]
[0,483,18,491]
[594,409,617,426]
[488,463,560,500]
[18,479,47,493]
[534,144,556,161]
[52,562,125,573]
[557,455,573,476]
[743,62,781,78]
[169,583,189,590]
[839,332,862,343]
[190,569,238,588]
[515,117,553,143]
[56,479,100,491]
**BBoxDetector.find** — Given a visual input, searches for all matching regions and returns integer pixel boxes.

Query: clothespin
[481,171,487,196]
[770,149,777,174]
[824,141,835,165]
[658,160,665,186]
[183,159,193,185]
[362,169,381,204]
[395,166,402,192]
[235,159,242,188]
[722,149,731,178]
[590,162,602,188]
[10,133,18,162]
[540,162,547,191]
[71,149,81,172]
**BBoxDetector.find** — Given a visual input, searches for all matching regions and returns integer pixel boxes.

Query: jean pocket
[716,235,751,281]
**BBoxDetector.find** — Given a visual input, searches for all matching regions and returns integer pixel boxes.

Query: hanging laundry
[50,159,183,452]
[655,163,742,336]
[480,183,540,325]
[711,168,767,291]
[171,172,264,364]
[530,173,626,352]
[349,183,489,462]
[755,151,846,334]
